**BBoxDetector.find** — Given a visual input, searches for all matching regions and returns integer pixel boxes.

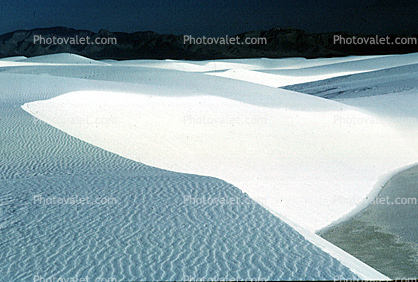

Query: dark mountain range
[0,26,416,60]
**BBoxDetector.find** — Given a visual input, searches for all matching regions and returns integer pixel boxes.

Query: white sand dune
[20,53,110,65]
[284,63,418,99]
[206,68,360,87]
[205,53,418,87]
[284,62,418,171]
[5,52,418,280]
[0,56,27,61]
[2,98,368,281]
[113,55,385,72]
[19,52,418,232]
[109,55,391,88]
[0,54,109,69]
[23,89,416,233]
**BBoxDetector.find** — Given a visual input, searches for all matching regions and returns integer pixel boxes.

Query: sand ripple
[0,99,359,281]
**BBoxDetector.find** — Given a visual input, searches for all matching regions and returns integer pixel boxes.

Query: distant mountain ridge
[0,26,417,60]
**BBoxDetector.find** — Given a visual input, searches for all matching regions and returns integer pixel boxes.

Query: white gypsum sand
[16,53,418,279]
[22,90,417,232]
[23,89,401,280]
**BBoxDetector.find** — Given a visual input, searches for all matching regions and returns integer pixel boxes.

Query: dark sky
[0,0,417,36]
